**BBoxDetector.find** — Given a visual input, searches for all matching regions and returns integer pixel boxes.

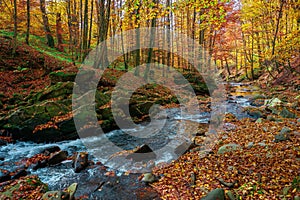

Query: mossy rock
[0,175,48,199]
[7,93,23,105]
[26,82,74,103]
[49,71,77,84]
[95,90,110,108]
[218,143,241,154]
[0,101,71,141]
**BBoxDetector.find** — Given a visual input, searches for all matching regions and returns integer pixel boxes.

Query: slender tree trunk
[225,57,231,77]
[12,0,17,55]
[82,0,89,60]
[25,0,30,45]
[134,0,141,76]
[88,0,94,49]
[120,23,128,71]
[95,0,111,69]
[144,0,157,80]
[56,13,64,52]
[40,0,54,48]
[271,0,285,56]
[251,19,254,80]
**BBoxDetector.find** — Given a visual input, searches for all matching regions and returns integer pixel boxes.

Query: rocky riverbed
[1,82,286,199]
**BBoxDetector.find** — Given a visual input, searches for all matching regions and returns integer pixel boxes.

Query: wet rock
[218,143,241,154]
[48,151,68,166]
[0,169,11,183]
[0,139,7,146]
[32,160,48,170]
[274,127,291,142]
[73,152,89,173]
[201,188,225,200]
[12,168,27,179]
[40,146,61,156]
[126,144,156,162]
[279,107,296,118]
[141,173,159,184]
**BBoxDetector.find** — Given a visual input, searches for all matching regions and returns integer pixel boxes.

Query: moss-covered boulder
[0,175,48,200]
[0,100,72,142]
[27,82,74,103]
[49,71,76,85]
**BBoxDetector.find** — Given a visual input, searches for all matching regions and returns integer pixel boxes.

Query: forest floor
[151,68,300,199]
[0,36,299,199]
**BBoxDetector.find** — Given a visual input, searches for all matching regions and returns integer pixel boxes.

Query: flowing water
[0,82,261,197]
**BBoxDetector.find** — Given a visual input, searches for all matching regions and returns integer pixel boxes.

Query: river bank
[0,36,299,199]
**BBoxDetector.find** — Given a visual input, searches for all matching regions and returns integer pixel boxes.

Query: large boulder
[0,175,48,199]
[42,191,70,200]
[0,81,111,142]
[49,71,76,85]
[0,100,72,142]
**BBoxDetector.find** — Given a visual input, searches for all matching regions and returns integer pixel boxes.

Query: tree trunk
[134,0,141,76]
[88,0,94,49]
[144,0,158,80]
[12,0,17,55]
[56,13,64,52]
[40,0,54,48]
[25,0,30,45]
[95,0,111,69]
[82,0,89,60]
[271,0,285,56]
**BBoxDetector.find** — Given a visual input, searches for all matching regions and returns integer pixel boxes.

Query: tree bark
[88,0,94,49]
[25,0,30,45]
[144,0,158,80]
[56,13,64,52]
[12,0,17,55]
[40,0,55,48]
